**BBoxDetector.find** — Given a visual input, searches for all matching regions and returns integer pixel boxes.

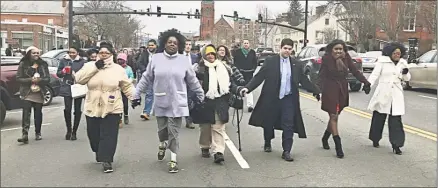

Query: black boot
[214,152,225,163]
[124,115,129,124]
[322,130,331,150]
[392,144,402,155]
[281,151,294,162]
[201,148,210,158]
[35,133,42,140]
[263,140,272,152]
[71,111,81,141]
[18,108,31,144]
[333,135,344,158]
[64,110,72,140]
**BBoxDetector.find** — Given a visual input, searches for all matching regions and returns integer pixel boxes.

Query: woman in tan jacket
[75,42,135,173]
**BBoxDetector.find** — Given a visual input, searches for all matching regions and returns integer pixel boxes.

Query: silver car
[361,51,382,72]
[404,50,437,90]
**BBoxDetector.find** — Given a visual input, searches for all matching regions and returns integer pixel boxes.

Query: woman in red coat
[317,40,371,158]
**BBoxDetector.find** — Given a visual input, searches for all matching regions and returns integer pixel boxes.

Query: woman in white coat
[366,42,410,155]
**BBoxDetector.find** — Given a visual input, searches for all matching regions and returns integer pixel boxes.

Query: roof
[214,16,233,30]
[1,1,65,14]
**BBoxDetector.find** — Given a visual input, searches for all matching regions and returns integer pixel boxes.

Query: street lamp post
[68,0,73,47]
[303,0,308,48]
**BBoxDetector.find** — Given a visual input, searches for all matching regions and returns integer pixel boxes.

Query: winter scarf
[204,59,230,99]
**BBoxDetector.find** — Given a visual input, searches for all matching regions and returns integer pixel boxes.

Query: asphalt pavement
[1,72,437,187]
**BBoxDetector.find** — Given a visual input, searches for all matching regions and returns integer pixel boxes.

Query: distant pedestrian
[317,39,371,158]
[182,39,200,129]
[137,40,157,120]
[132,29,204,173]
[116,53,135,127]
[75,42,135,173]
[57,46,87,140]
[16,46,50,143]
[367,42,410,155]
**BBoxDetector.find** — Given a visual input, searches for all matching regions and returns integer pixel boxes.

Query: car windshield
[41,50,64,58]
[364,51,382,57]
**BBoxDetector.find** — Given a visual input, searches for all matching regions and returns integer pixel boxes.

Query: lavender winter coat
[134,52,204,117]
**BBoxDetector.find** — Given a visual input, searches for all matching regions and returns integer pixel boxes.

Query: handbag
[71,84,88,99]
[228,94,243,110]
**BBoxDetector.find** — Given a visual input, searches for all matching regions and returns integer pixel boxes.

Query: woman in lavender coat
[132,29,205,173]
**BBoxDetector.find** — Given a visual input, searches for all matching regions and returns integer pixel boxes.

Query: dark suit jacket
[245,54,320,138]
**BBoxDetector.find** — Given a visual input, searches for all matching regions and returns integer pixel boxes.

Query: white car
[404,50,437,90]
[361,51,382,72]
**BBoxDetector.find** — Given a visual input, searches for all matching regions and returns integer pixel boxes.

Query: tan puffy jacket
[75,58,135,118]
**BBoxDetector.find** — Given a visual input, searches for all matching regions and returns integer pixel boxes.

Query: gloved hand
[313,93,321,101]
[131,98,141,109]
[402,68,409,75]
[239,87,248,97]
[362,83,371,95]
[95,60,105,69]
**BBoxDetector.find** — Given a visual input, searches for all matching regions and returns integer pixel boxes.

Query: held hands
[402,68,409,75]
[95,60,105,69]
[131,98,141,109]
[362,83,371,95]
[32,77,41,83]
[313,93,321,101]
[238,87,249,97]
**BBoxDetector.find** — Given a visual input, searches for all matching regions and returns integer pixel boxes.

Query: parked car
[257,51,277,66]
[296,44,364,92]
[403,49,437,90]
[361,51,382,72]
[0,57,62,125]
[41,57,61,74]
[41,49,68,60]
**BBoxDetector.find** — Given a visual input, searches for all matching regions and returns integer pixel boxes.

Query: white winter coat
[367,56,411,116]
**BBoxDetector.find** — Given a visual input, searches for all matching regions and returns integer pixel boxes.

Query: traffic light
[258,13,263,22]
[187,12,191,19]
[157,6,161,17]
[233,11,238,21]
[146,8,150,16]
[195,9,200,19]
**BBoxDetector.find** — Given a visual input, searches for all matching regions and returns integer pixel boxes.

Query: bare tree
[73,0,143,48]
[373,1,406,41]
[419,1,436,35]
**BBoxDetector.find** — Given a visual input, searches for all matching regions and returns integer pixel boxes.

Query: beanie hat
[26,46,39,54]
[205,46,216,55]
[117,53,127,61]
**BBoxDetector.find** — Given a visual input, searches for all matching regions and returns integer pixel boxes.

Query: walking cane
[236,108,242,151]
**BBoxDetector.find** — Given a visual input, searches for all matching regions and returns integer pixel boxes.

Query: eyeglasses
[98,52,111,55]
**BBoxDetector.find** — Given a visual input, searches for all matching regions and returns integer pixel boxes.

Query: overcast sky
[122,1,325,39]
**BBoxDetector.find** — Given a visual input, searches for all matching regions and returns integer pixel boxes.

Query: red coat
[317,54,369,114]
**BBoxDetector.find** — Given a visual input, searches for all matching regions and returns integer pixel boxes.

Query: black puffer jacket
[16,58,50,99]
[56,55,86,97]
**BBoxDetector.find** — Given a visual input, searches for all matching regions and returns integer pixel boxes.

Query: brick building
[199,0,215,40]
[375,1,435,54]
[0,1,68,51]
[233,20,262,47]
[211,16,235,47]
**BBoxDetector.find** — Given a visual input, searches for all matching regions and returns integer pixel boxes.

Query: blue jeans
[143,90,154,115]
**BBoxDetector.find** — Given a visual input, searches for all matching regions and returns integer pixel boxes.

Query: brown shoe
[140,113,150,120]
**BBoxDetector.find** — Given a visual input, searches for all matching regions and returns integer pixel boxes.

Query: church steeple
[200,0,215,40]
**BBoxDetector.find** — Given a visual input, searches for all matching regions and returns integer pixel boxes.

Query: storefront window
[11,32,34,49]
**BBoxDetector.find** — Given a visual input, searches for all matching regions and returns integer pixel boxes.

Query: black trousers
[22,100,43,134]
[369,110,405,147]
[86,114,121,162]
[263,94,295,152]
[63,97,83,132]
[121,93,128,116]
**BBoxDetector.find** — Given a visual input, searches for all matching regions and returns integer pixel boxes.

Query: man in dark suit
[183,39,200,129]
[232,39,257,112]
[239,38,320,162]
[137,39,157,120]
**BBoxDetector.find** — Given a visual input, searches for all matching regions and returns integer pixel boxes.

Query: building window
[22,18,28,22]
[48,19,54,25]
[325,18,329,25]
[403,0,417,31]
[12,33,34,49]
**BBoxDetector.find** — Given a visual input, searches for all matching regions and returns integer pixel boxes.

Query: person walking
[137,39,158,120]
[74,42,135,173]
[132,29,204,173]
[57,46,87,140]
[232,39,257,112]
[86,49,98,62]
[216,45,246,86]
[317,39,371,158]
[183,39,200,129]
[116,53,135,127]
[191,44,244,163]
[16,46,51,143]
[239,39,320,161]
[367,42,410,155]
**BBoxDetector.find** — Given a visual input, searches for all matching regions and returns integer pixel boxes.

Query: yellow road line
[299,92,437,141]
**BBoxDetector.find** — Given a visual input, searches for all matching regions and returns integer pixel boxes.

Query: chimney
[315,5,326,16]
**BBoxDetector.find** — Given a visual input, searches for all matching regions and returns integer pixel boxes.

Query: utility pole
[68,0,73,47]
[303,0,308,48]
[264,7,268,47]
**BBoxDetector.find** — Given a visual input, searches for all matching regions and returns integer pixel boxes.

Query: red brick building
[375,1,435,54]
[199,0,215,40]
